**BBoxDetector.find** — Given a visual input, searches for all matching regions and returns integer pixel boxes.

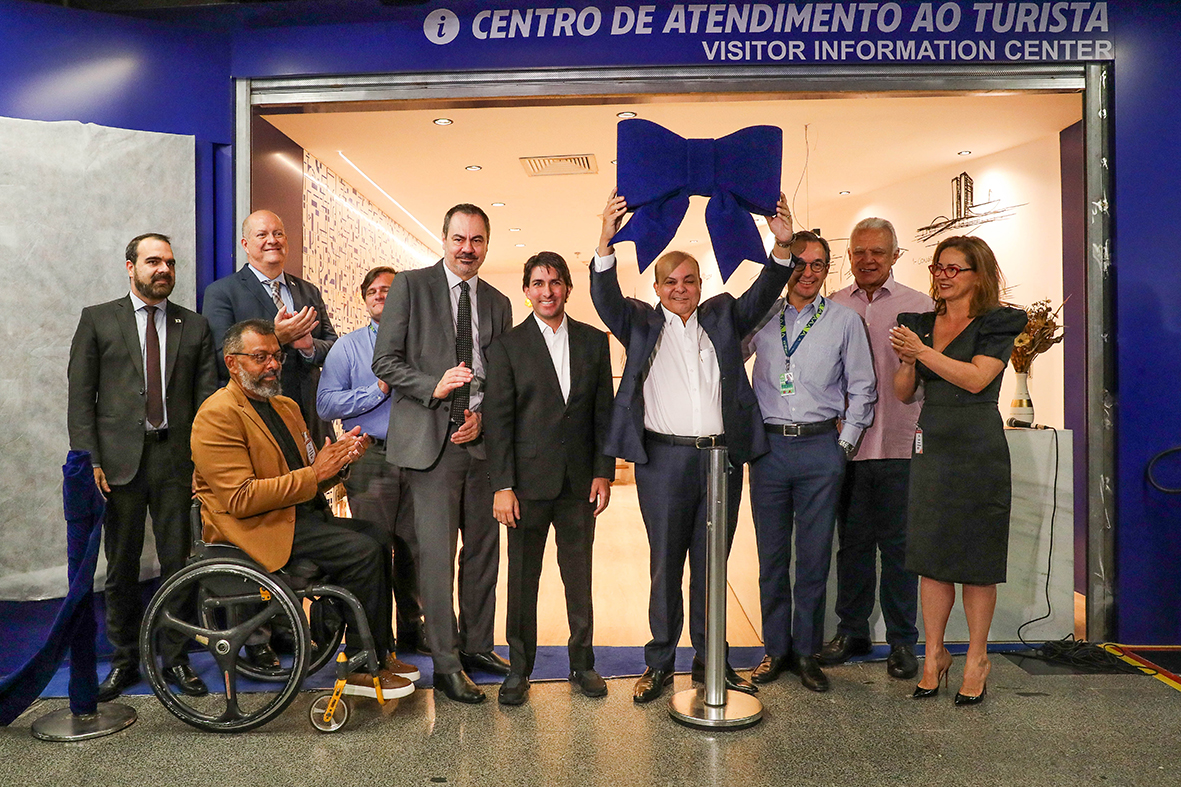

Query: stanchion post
[668,445,762,729]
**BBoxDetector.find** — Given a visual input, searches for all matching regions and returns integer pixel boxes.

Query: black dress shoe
[791,655,831,692]
[690,657,758,695]
[887,644,919,679]
[815,633,872,666]
[633,667,674,703]
[96,666,140,702]
[460,650,512,676]
[569,669,608,698]
[498,674,530,705]
[434,670,486,703]
[162,663,209,697]
[243,643,282,671]
[751,655,790,684]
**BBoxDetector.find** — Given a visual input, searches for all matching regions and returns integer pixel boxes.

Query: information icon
[424,9,460,45]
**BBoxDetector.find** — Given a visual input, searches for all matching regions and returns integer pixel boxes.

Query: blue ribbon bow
[613,119,783,282]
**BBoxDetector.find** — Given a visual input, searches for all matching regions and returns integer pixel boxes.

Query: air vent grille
[519,154,598,176]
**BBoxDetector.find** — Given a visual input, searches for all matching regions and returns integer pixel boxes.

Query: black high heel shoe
[954,684,987,705]
[912,649,951,699]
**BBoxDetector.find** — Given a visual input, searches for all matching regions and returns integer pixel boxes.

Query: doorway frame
[233,61,1116,640]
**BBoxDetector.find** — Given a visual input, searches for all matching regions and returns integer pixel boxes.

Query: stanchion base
[668,687,763,730]
[31,703,137,742]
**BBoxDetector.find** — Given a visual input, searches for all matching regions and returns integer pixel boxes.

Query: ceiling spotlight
[509,227,522,232]
[617,111,637,119]
[958,150,972,156]
[515,243,526,247]
[611,159,617,165]
[433,118,453,126]
[491,201,505,207]
[839,190,851,196]
[689,239,701,244]
[465,165,482,171]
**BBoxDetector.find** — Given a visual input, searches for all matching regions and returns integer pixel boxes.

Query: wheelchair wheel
[199,588,346,684]
[309,692,350,733]
[141,558,310,733]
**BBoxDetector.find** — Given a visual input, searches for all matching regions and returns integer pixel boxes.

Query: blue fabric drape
[0,451,105,725]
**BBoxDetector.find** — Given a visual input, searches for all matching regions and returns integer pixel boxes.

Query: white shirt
[533,313,570,403]
[129,289,169,431]
[442,263,485,411]
[593,252,723,437]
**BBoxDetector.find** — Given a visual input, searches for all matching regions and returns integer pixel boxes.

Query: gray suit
[67,295,217,668]
[372,260,512,674]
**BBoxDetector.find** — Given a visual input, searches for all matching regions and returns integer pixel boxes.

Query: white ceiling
[263,90,1081,322]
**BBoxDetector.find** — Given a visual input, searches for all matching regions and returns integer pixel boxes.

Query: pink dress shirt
[829,274,934,460]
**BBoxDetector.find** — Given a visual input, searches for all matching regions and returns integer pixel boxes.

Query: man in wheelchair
[190,318,417,699]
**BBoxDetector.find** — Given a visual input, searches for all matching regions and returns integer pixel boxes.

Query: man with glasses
[744,231,876,692]
[68,233,217,701]
[191,319,414,700]
[818,218,933,681]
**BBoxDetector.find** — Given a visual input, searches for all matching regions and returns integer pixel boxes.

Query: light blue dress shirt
[316,321,391,439]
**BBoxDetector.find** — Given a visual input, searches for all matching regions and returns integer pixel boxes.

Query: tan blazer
[191,379,320,571]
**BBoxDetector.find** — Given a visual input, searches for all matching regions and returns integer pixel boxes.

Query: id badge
[914,427,924,455]
[303,431,317,465]
[779,371,796,396]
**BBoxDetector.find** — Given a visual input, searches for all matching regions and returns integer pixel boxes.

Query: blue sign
[234,1,1114,77]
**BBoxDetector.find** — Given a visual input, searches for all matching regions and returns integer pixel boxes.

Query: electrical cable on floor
[1011,427,1155,675]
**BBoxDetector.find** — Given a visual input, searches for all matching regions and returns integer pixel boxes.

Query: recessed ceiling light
[491,202,505,207]
[515,243,526,247]
[611,159,617,165]
[509,227,521,232]
[617,111,637,119]
[689,239,701,244]
[433,118,453,126]
[958,150,972,156]
[839,190,851,196]
[465,165,482,171]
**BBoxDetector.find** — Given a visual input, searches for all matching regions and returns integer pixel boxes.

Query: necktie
[144,305,164,429]
[452,281,472,424]
[269,280,285,312]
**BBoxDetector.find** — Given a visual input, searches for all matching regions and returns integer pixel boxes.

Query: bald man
[202,210,338,447]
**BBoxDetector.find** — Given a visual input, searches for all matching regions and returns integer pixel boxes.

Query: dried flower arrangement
[1010,298,1066,374]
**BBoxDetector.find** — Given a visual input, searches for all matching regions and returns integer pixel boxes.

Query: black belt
[144,429,169,442]
[764,419,837,437]
[644,430,726,449]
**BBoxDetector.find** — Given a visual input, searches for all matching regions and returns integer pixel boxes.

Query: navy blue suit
[590,255,793,669]
[202,264,337,444]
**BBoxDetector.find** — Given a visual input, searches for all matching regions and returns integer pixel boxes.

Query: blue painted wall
[1110,1,1181,643]
[2,0,1179,642]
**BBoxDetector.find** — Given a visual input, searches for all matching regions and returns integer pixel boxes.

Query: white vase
[1009,371,1034,424]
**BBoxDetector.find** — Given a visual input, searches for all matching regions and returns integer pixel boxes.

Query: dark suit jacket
[201,264,337,440]
[589,256,794,466]
[191,380,327,572]
[484,316,616,500]
[67,295,217,486]
[372,260,512,470]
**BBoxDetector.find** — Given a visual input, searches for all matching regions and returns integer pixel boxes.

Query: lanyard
[779,297,825,366]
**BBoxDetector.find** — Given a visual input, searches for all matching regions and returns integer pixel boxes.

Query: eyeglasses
[230,351,286,365]
[795,261,831,274]
[928,263,974,278]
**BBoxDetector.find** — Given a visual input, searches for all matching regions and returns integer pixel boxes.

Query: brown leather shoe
[383,653,421,681]
[343,669,415,699]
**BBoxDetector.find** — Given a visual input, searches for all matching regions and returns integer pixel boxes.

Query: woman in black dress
[888,236,1026,705]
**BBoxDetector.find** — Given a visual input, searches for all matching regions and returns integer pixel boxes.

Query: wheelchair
[138,500,407,733]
